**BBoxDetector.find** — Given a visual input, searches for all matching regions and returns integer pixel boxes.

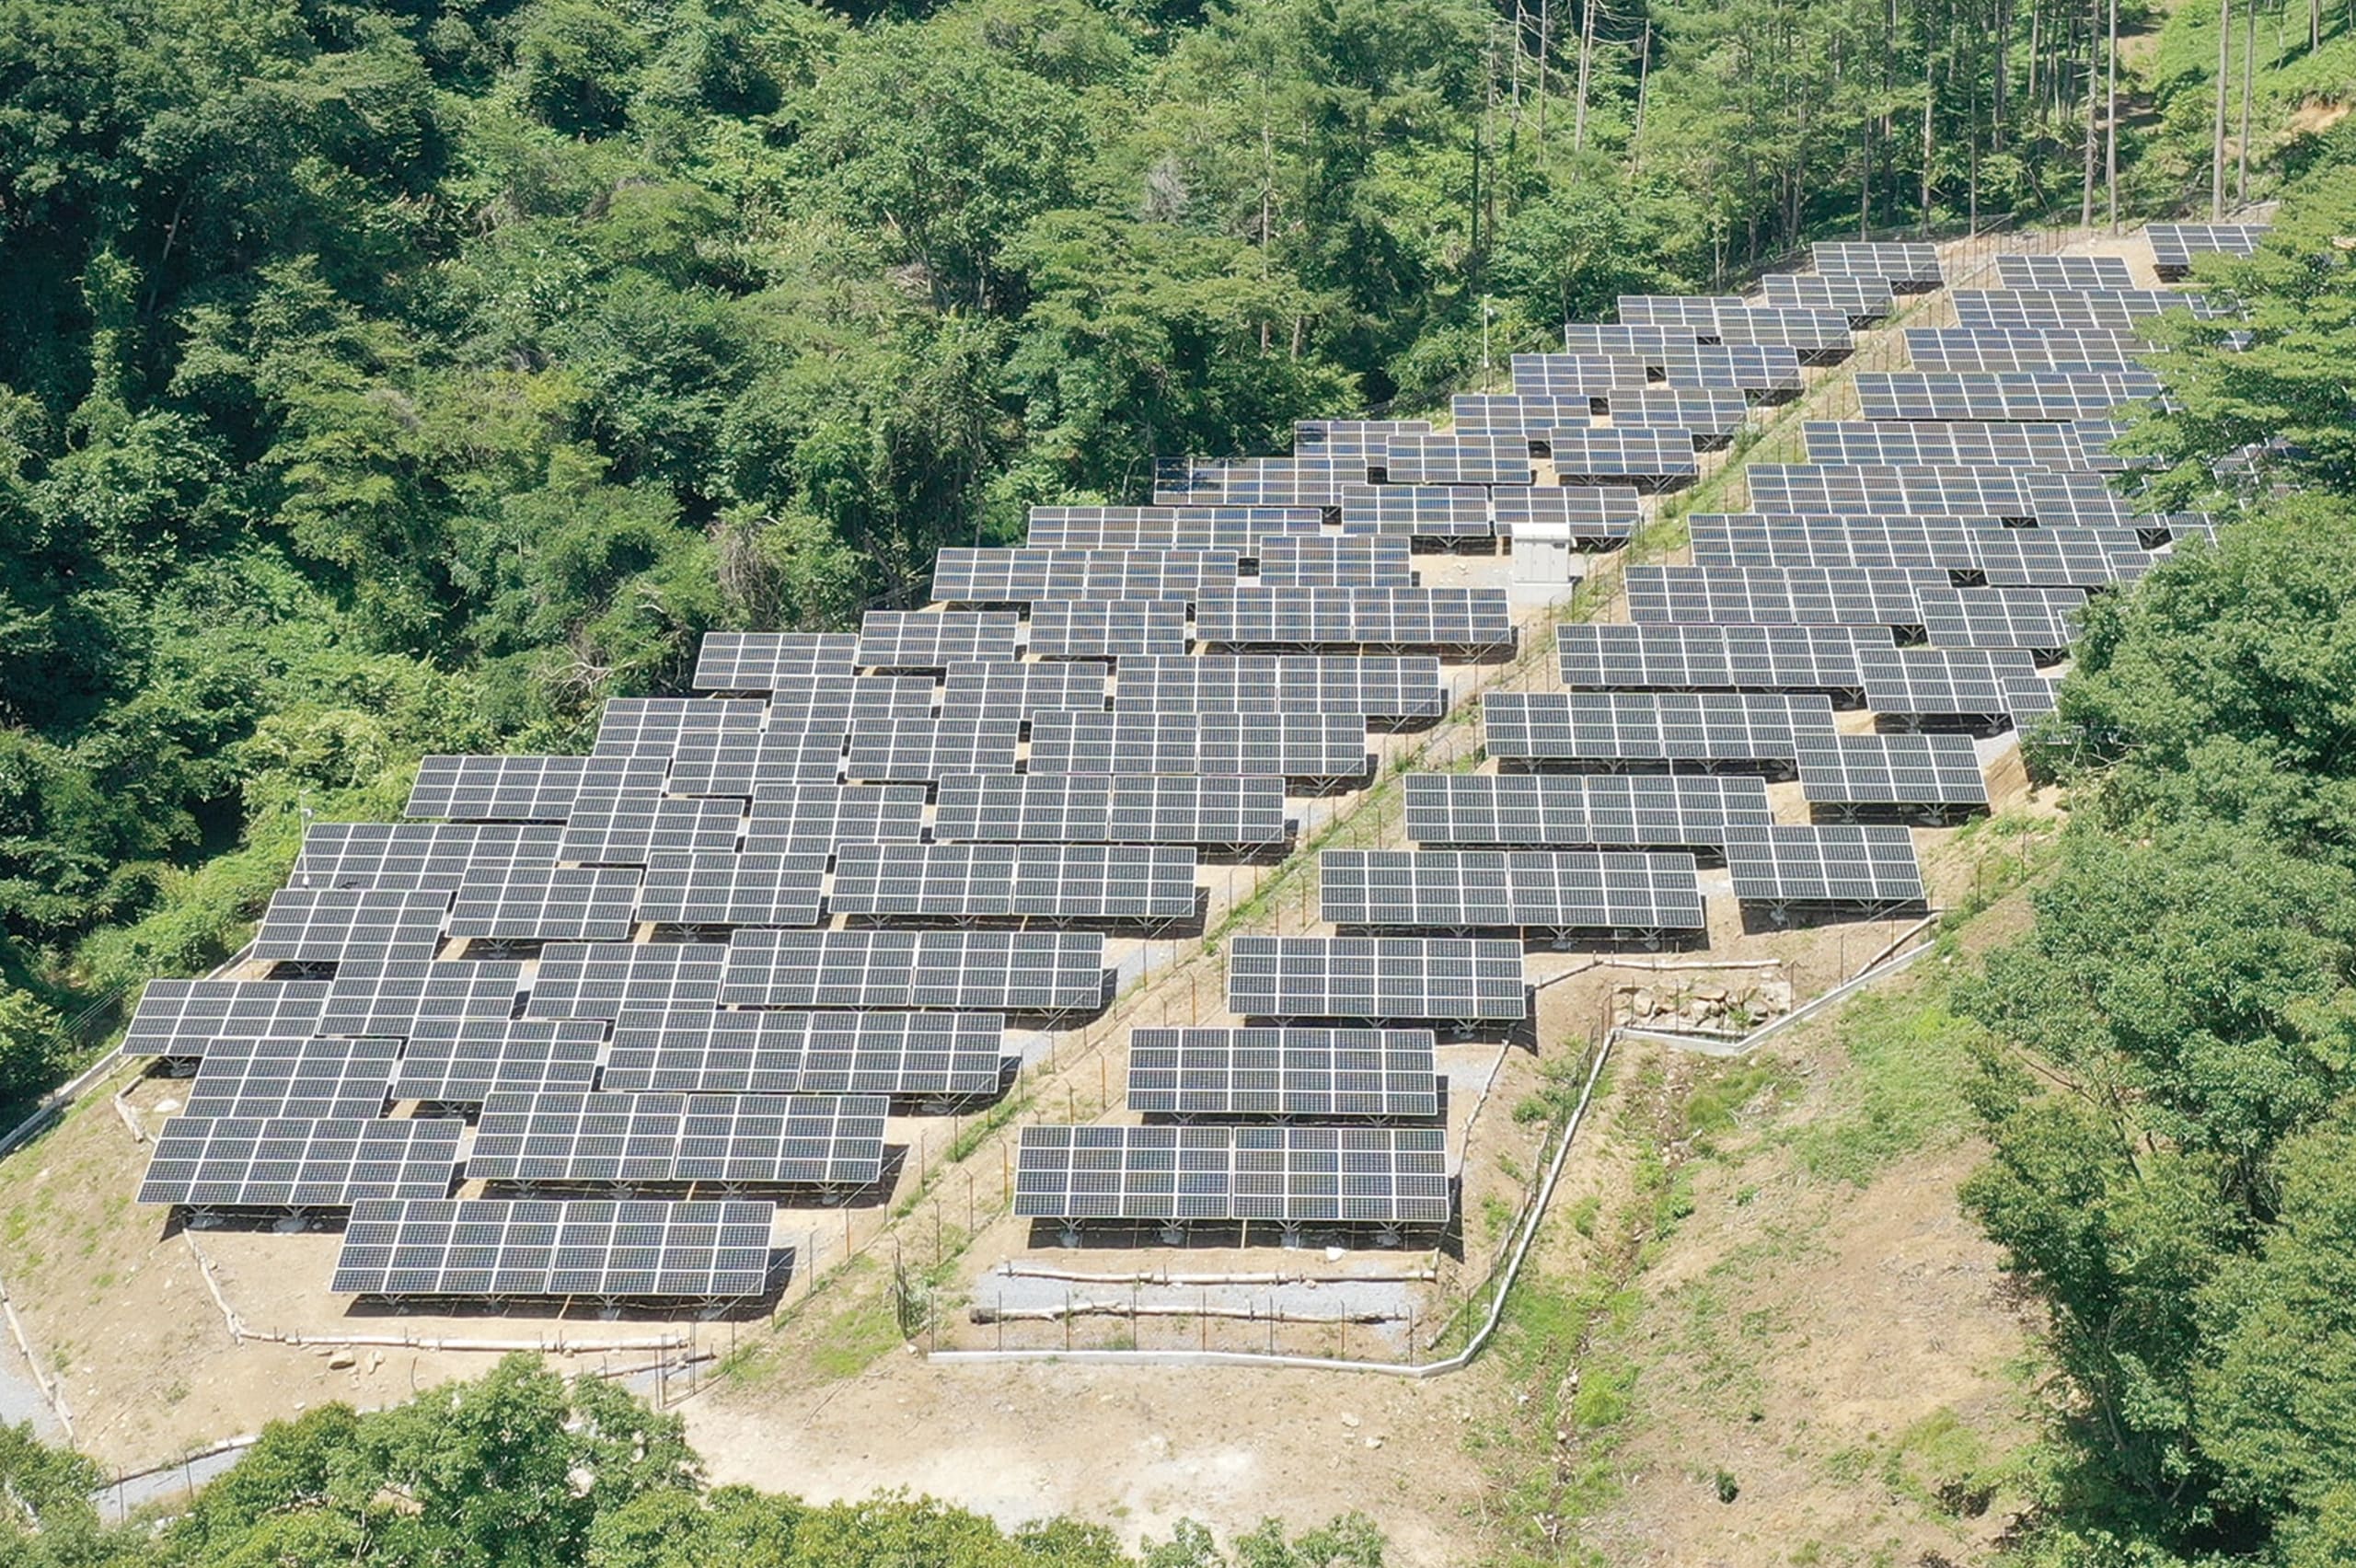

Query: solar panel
[1227,935,1525,1020]
[855,611,1022,671]
[741,783,928,853]
[1802,421,2090,469]
[1402,771,1775,848]
[1614,294,1745,329]
[1013,1124,1452,1226]
[1297,418,1434,455]
[1901,327,2151,372]
[1026,710,1369,781]
[388,1018,606,1102]
[332,1197,774,1299]
[1154,455,1367,506]
[1810,241,1943,286]
[1378,432,1536,487]
[634,851,826,927]
[1126,1027,1439,1118]
[121,979,331,1060]
[139,1117,461,1208]
[930,548,1240,605]
[182,1036,398,1120]
[1547,428,1702,483]
[1855,369,2165,422]
[1793,732,1991,808]
[1601,386,1753,438]
[1915,586,2087,651]
[1554,624,1867,693]
[1746,464,2124,521]
[1994,254,2136,289]
[1024,599,1188,660]
[763,677,938,725]
[2005,674,2062,720]
[406,755,665,822]
[842,716,1022,782]
[292,823,561,893]
[1968,526,2157,586]
[690,633,857,693]
[470,1091,888,1187]
[1722,824,1925,906]
[525,942,729,1020]
[1953,290,2233,332]
[446,867,641,942]
[1319,848,1705,932]
[1253,534,1415,588]
[1656,344,1807,393]
[933,772,1288,847]
[603,1010,1004,1096]
[1110,653,1447,721]
[1853,645,2042,720]
[1623,565,1938,626]
[1481,691,1839,766]
[720,928,1106,1011]
[1334,484,1493,538]
[1757,272,1897,319]
[592,698,766,761]
[828,843,1199,921]
[940,660,1109,720]
[1488,486,1644,542]
[1195,587,1515,651]
[1535,331,1692,363]
[1502,352,1657,396]
[1450,394,1604,434]
[665,721,849,795]
[253,888,449,965]
[1022,507,1326,553]
[318,959,525,1037]
[1684,514,1987,571]
[1618,298,1854,354]
[2148,222,2268,278]
[556,792,743,865]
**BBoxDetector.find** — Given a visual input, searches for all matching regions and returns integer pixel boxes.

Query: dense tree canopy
[1961,159,2356,1566]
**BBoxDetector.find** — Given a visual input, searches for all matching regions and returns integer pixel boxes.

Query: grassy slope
[1470,819,2061,1567]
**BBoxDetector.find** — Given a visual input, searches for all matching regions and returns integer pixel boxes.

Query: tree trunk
[2238,0,2257,202]
[1993,0,2011,152]
[1921,46,1934,231]
[2082,15,2100,227]
[1573,0,1600,156]
[1537,0,1550,169]
[2107,0,2120,232]
[2213,0,2232,219]
[1631,22,1651,172]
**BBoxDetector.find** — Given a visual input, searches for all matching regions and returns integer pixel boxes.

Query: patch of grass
[1788,983,1986,1185]
[1480,1192,1515,1240]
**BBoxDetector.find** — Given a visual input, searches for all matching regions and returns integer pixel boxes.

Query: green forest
[0,0,2282,1111]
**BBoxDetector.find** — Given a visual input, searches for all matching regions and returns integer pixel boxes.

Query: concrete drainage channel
[927,918,1946,1378]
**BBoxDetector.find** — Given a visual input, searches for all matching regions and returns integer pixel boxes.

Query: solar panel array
[1110,655,1446,721]
[933,773,1290,847]
[1319,849,1706,933]
[1125,1027,1438,1119]
[1403,773,1775,848]
[2148,222,2268,277]
[1483,691,1838,767]
[1226,937,1524,1024]
[1013,1125,1450,1225]
[1195,588,1515,650]
[332,1199,774,1300]
[131,232,2244,1278]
